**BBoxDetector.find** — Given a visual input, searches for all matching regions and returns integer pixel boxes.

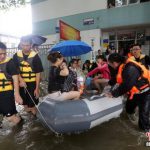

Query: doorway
[118,40,134,56]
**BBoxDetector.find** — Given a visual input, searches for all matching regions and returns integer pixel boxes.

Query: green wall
[32,2,150,35]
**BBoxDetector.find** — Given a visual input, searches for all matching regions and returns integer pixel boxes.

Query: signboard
[83,18,94,25]
[59,20,80,40]
[103,39,109,48]
[55,27,60,33]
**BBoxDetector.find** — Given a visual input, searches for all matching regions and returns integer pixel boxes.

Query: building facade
[31,0,150,61]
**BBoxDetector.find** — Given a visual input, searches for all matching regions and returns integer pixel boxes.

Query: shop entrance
[118,40,134,56]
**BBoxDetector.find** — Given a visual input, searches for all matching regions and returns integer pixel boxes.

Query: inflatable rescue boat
[37,94,123,134]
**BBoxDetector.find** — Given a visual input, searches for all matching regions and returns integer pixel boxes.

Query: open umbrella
[30,35,47,46]
[18,34,47,50]
[20,34,47,46]
[49,40,92,57]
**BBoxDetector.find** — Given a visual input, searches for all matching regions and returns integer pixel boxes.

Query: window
[137,39,145,45]
[140,0,150,3]
[117,31,136,40]
[137,30,145,45]
[109,33,116,40]
[107,0,149,8]
[129,0,140,4]
[115,0,127,7]
[137,31,145,40]
[107,0,115,8]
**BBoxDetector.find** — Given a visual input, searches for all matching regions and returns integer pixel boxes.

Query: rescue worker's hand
[34,88,39,99]
[15,94,23,105]
[105,92,113,98]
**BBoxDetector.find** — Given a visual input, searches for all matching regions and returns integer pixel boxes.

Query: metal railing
[38,44,53,81]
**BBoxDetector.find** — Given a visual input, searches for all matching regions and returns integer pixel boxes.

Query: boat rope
[24,87,56,133]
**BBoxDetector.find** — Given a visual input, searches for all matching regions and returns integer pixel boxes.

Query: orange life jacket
[116,59,150,99]
[127,52,133,58]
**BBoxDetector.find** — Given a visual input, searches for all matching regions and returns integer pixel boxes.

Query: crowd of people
[42,43,150,132]
[0,37,150,132]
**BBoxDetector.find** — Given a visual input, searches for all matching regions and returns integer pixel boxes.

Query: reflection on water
[0,110,148,150]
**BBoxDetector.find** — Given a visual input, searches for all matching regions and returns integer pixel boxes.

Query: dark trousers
[20,82,39,108]
[125,90,150,131]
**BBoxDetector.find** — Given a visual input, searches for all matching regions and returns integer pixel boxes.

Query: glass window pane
[115,0,127,7]
[117,31,136,40]
[109,32,116,40]
[107,0,115,8]
[129,0,139,4]
[137,31,145,40]
[140,0,150,3]
[109,35,116,40]
[137,39,145,45]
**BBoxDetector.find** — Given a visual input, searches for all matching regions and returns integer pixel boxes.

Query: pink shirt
[87,63,111,79]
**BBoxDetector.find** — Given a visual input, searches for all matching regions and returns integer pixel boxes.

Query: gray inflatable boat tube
[37,95,123,134]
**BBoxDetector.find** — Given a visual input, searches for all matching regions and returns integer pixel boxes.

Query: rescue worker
[106,53,150,132]
[130,43,150,69]
[0,42,22,126]
[126,43,150,118]
[13,36,43,115]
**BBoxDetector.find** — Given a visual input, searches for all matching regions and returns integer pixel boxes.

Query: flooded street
[0,110,148,150]
[0,0,149,149]
[0,84,149,150]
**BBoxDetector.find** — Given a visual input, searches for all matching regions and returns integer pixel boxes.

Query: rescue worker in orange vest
[126,43,150,119]
[0,42,23,126]
[130,43,150,69]
[13,36,43,115]
[106,53,150,132]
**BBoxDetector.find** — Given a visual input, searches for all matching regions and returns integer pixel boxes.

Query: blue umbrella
[49,40,92,57]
